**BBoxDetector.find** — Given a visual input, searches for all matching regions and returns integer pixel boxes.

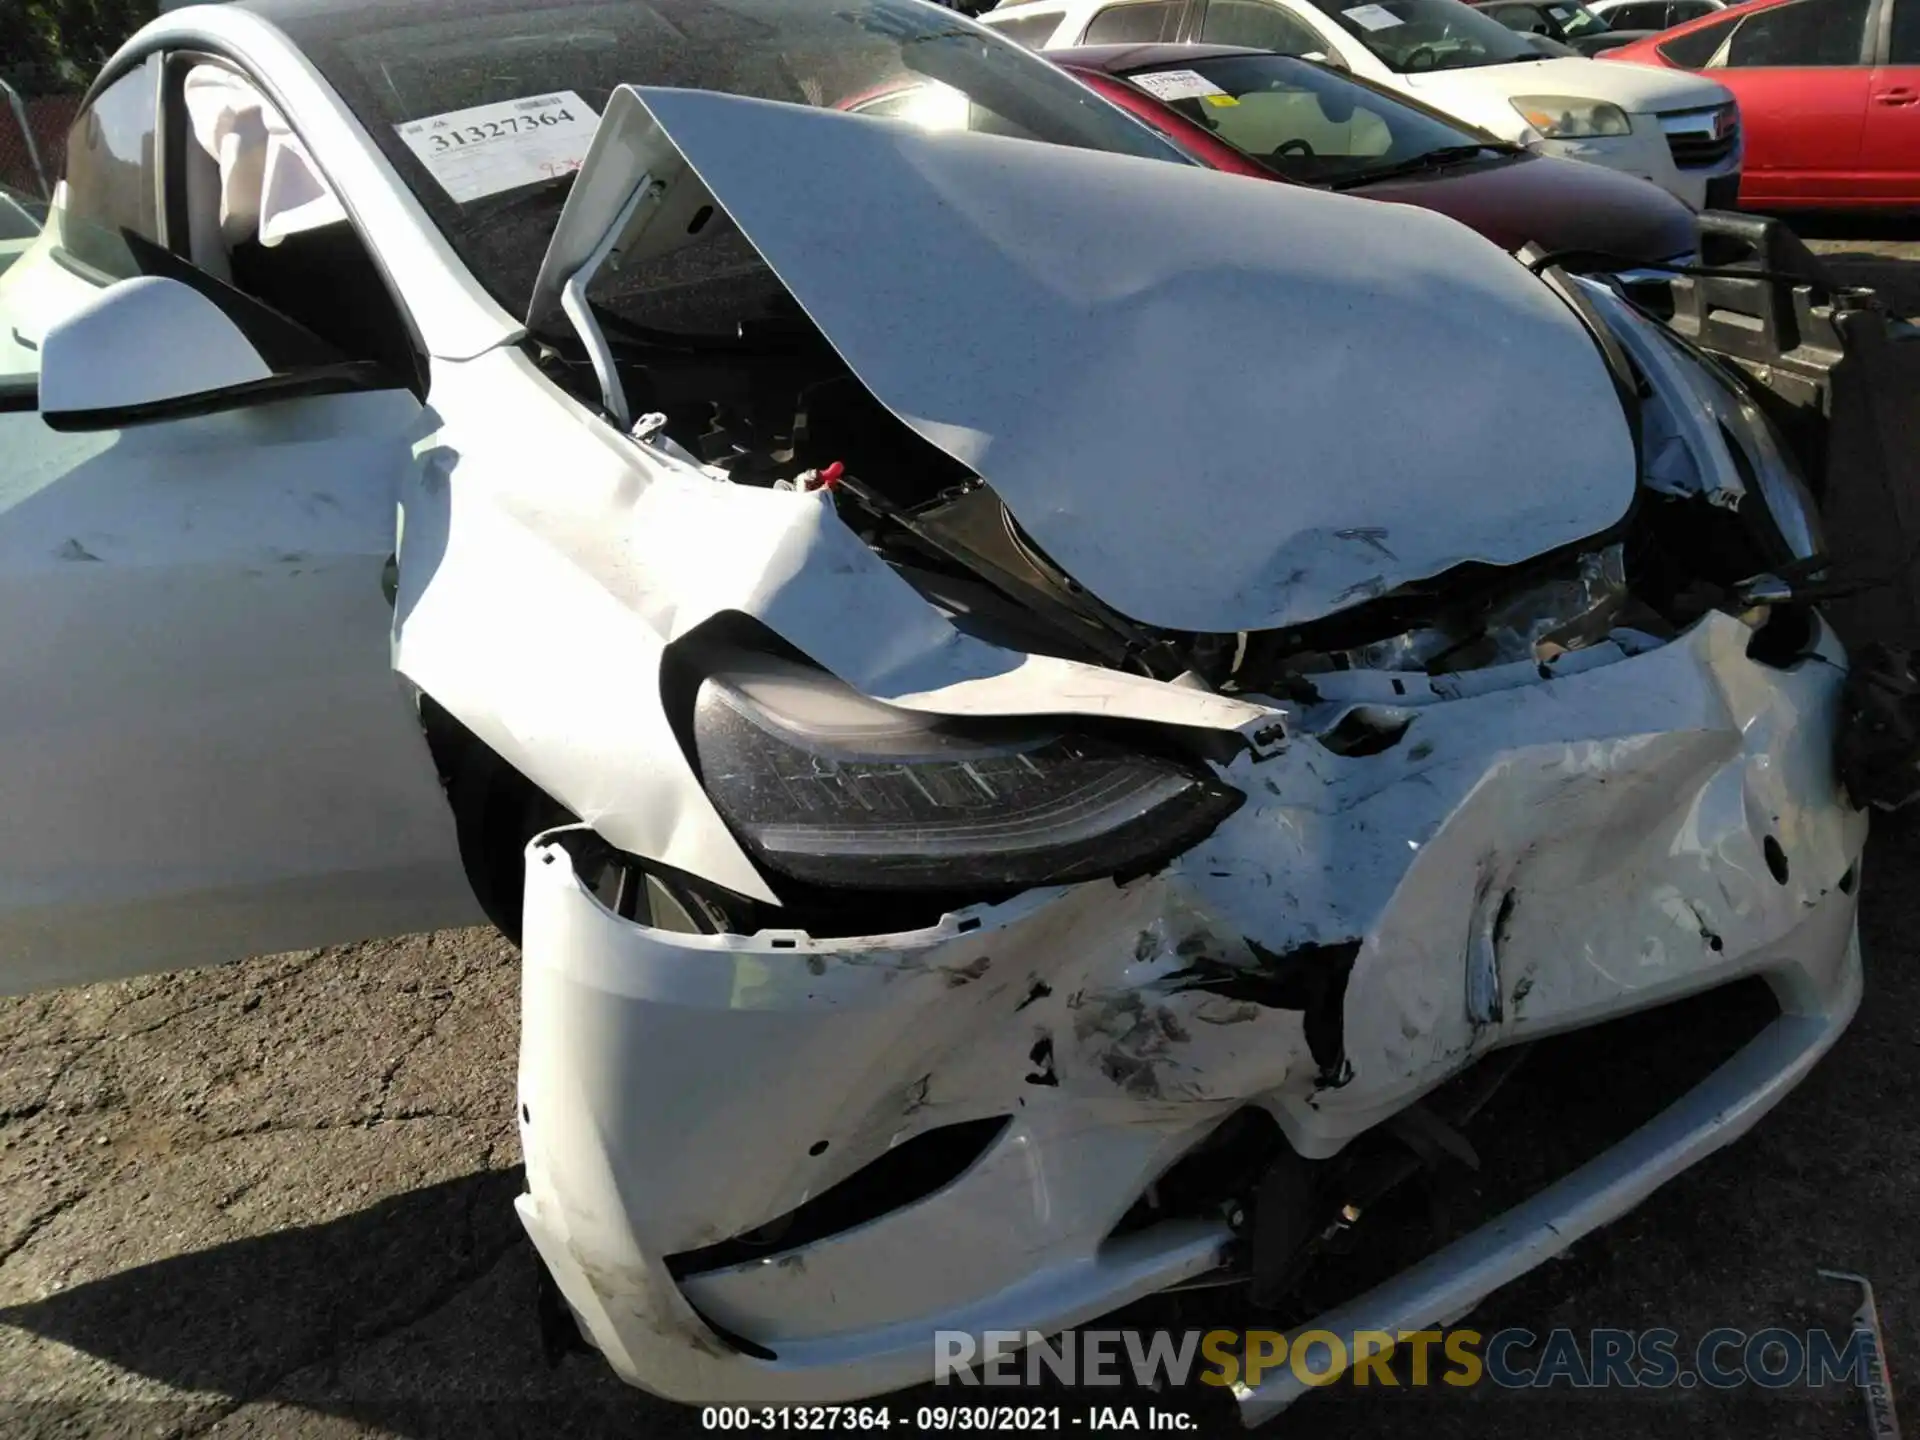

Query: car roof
[1047,43,1271,72]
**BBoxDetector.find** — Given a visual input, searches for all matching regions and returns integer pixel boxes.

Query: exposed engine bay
[521,233,1832,859]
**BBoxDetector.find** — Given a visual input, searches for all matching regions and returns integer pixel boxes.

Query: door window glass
[57,57,163,282]
[1602,2,1667,27]
[1719,0,1870,66]
[166,61,419,386]
[990,12,1065,45]
[1200,0,1330,53]
[1488,5,1553,34]
[1084,1,1184,41]
[1658,12,1741,64]
[1890,0,1920,62]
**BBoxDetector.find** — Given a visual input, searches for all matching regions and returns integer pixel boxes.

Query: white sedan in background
[0,0,1869,1423]
[983,0,1744,208]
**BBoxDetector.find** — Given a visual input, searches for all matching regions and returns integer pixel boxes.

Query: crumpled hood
[545,86,1637,633]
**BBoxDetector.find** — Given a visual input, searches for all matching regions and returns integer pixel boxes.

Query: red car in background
[1048,44,1699,261]
[1603,0,1920,209]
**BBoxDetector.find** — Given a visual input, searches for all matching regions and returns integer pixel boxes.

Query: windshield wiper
[1329,143,1516,189]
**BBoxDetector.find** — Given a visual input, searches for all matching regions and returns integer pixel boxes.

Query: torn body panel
[391,347,1270,903]
[514,607,1863,1404]
[532,86,1639,635]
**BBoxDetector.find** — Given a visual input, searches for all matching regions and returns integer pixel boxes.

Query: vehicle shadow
[0,1167,709,1437]
[1777,212,1920,318]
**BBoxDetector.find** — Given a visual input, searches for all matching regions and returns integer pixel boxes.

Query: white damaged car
[0,0,1881,1423]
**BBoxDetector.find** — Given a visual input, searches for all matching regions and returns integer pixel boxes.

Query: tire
[447,741,746,943]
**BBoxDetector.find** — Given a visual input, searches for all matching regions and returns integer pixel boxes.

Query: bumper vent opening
[666,1116,1012,1278]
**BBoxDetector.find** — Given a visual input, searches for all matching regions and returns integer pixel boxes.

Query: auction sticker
[1131,68,1230,102]
[395,91,599,203]
[1342,3,1406,28]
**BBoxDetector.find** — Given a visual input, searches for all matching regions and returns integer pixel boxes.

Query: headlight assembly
[1571,274,1824,570]
[1513,97,1633,140]
[691,652,1244,891]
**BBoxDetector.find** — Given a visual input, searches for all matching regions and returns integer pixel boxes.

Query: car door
[1701,0,1876,205]
[1862,0,1920,198]
[0,52,477,995]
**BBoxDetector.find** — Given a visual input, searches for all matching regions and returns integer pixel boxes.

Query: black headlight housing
[690,652,1245,892]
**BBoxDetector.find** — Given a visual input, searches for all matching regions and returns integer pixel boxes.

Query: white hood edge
[532,86,1637,635]
[1403,55,1735,113]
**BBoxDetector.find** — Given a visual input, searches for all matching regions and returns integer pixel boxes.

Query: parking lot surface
[3,225,1917,1440]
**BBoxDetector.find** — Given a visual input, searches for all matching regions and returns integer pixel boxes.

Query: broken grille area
[1098,976,1781,1326]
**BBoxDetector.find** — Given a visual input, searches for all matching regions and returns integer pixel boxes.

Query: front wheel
[444,741,570,945]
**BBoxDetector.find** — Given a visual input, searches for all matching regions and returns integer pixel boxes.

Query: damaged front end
[516,609,1863,1411]
[398,85,1879,1421]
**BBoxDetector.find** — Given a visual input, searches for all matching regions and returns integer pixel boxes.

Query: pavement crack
[369,993,458,1124]
[0,1189,89,1271]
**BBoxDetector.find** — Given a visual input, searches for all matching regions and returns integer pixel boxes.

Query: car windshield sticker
[1548,5,1572,16]
[1204,94,1242,106]
[1132,69,1231,102]
[1343,4,1406,29]
[395,91,600,204]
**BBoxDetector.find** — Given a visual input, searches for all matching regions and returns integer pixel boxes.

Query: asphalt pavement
[2,221,1917,1440]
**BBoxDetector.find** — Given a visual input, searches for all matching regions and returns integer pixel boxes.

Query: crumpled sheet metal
[514,608,1865,1402]
[609,85,1637,635]
[391,347,1268,903]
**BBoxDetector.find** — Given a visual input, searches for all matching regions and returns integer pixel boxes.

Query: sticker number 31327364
[395,90,601,203]
[427,110,577,149]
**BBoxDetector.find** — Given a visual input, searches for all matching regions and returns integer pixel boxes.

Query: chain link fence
[0,65,82,204]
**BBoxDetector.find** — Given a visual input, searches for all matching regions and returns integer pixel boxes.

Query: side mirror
[39,274,386,432]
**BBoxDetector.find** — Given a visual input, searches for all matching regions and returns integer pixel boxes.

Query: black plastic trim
[43,360,396,432]
[664,1118,1014,1278]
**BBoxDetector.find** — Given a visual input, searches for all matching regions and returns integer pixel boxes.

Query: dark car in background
[1051,43,1700,260]
[1471,0,1656,55]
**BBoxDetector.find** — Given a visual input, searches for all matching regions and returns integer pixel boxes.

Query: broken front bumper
[514,609,1865,1410]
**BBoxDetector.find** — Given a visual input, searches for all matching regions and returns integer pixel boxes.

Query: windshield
[1301,0,1546,70]
[267,0,1185,329]
[1124,54,1493,184]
